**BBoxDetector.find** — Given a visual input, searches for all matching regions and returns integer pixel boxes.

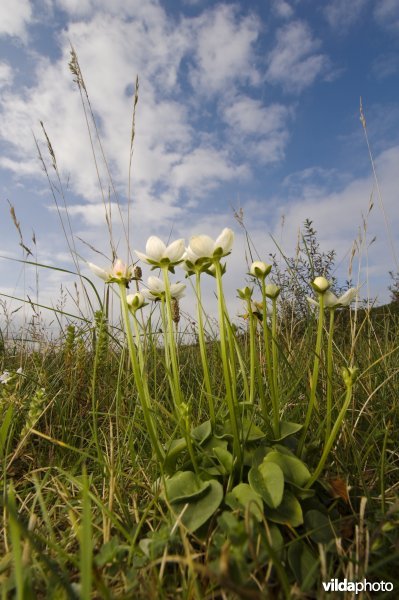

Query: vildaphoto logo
[322,579,393,594]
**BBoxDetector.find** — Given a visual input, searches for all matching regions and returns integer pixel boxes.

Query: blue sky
[1,0,399,326]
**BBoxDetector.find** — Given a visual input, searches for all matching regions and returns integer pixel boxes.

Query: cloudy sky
[1,0,399,327]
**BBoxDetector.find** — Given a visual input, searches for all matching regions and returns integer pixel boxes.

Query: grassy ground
[1,298,398,599]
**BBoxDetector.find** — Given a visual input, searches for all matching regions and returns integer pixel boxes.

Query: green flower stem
[306,375,354,488]
[325,308,335,445]
[159,297,172,389]
[271,297,279,414]
[214,260,242,468]
[118,283,164,465]
[223,295,237,394]
[254,320,267,420]
[131,312,155,413]
[246,298,256,405]
[261,279,279,438]
[298,292,325,457]
[195,271,215,425]
[226,317,250,405]
[161,268,183,410]
[131,311,145,374]
[161,268,199,476]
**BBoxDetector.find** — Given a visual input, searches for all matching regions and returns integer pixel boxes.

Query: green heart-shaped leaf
[271,421,303,441]
[263,451,311,487]
[241,417,266,442]
[248,462,284,508]
[171,480,223,532]
[191,420,212,445]
[164,437,187,473]
[213,447,234,474]
[164,471,210,503]
[227,483,264,522]
[264,490,303,527]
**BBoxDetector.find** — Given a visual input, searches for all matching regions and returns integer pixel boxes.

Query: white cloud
[324,0,368,30]
[282,166,344,197]
[0,0,32,40]
[170,146,248,193]
[0,62,13,88]
[221,95,292,163]
[55,0,162,20]
[0,3,281,233]
[272,0,294,19]
[374,0,399,31]
[265,21,329,93]
[188,4,261,95]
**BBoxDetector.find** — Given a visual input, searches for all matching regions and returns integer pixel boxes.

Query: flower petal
[134,249,150,263]
[147,276,164,293]
[306,296,319,307]
[184,246,201,263]
[88,262,110,281]
[112,258,128,279]
[170,282,186,299]
[141,289,157,300]
[146,236,166,261]
[337,288,358,306]
[215,228,234,254]
[188,235,215,259]
[324,291,339,308]
[165,238,185,262]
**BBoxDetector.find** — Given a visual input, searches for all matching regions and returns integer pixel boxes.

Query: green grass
[1,297,398,599]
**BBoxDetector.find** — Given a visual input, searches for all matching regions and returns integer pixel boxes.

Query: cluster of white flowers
[88,231,358,313]
[88,228,234,303]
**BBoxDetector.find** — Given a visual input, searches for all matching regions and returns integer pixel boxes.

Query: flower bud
[237,286,253,300]
[126,292,146,311]
[341,366,359,387]
[250,261,272,279]
[264,283,280,299]
[312,276,330,293]
[206,262,226,277]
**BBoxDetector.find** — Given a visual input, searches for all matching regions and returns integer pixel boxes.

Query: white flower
[307,288,358,309]
[142,276,186,301]
[186,228,234,262]
[112,258,131,280]
[88,258,133,284]
[249,261,272,278]
[135,236,185,267]
[0,371,11,384]
[126,292,146,311]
